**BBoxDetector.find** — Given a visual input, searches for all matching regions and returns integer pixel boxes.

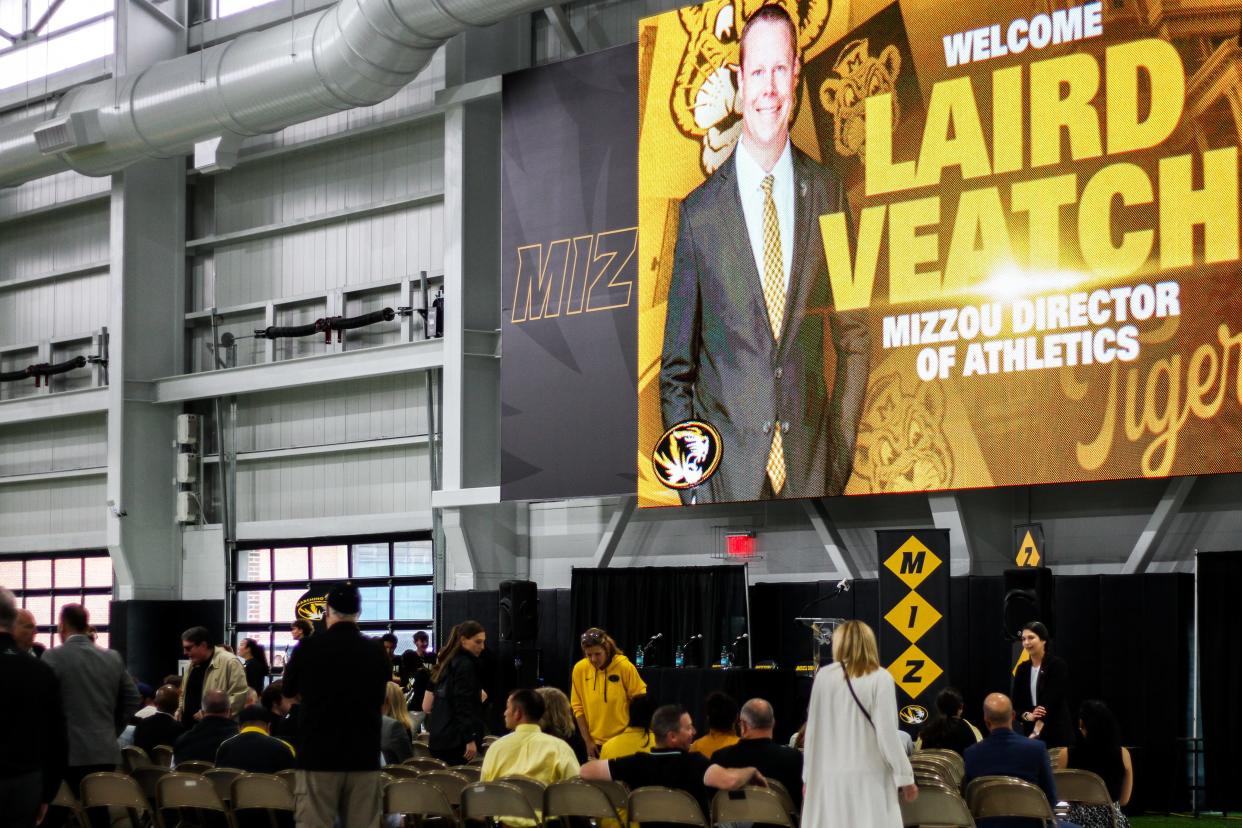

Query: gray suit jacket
[660,146,871,502]
[43,634,141,766]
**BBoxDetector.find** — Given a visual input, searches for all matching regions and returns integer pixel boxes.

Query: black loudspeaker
[1002,568,1054,640]
[498,580,539,642]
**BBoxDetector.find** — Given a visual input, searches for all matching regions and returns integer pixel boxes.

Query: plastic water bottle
[674,644,685,668]
[635,645,645,668]
[720,646,731,669]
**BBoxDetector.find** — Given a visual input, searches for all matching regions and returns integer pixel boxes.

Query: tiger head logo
[818,38,902,164]
[653,420,723,489]
[670,0,833,175]
[852,372,954,492]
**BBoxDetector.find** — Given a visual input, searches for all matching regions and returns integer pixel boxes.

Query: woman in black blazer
[1010,621,1074,747]
[426,620,488,765]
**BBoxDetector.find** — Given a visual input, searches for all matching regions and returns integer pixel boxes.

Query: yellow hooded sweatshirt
[569,652,647,748]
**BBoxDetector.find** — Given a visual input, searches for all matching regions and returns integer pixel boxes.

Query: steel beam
[543,6,584,55]
[153,339,444,403]
[594,496,637,568]
[928,493,973,576]
[1122,475,1197,574]
[802,499,858,578]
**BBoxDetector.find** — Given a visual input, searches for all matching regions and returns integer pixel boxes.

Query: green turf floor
[1131,816,1242,827]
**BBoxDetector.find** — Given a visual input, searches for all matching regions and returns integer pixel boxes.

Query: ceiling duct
[0,0,550,188]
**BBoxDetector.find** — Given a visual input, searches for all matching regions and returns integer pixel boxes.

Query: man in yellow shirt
[481,689,580,784]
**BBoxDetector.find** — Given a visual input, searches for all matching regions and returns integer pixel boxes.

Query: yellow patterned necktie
[761,174,787,494]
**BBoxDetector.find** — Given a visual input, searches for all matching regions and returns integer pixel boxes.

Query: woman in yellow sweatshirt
[570,627,647,758]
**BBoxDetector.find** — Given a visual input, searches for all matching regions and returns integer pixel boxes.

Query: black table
[637,667,813,744]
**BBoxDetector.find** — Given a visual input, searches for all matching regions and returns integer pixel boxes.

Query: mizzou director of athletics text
[659,4,871,504]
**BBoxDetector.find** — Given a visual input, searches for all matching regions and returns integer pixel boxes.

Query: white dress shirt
[734,137,795,295]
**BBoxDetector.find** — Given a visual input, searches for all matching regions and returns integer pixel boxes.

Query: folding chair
[758,779,798,822]
[384,764,425,779]
[276,769,298,792]
[498,775,547,818]
[385,777,461,826]
[711,787,792,827]
[151,745,175,768]
[964,776,1019,813]
[460,781,541,826]
[49,781,88,828]
[1054,769,1119,828]
[79,771,154,828]
[969,777,1055,826]
[157,771,235,828]
[585,779,629,814]
[627,786,708,827]
[411,741,433,758]
[419,769,471,808]
[232,773,296,828]
[175,759,216,775]
[403,757,450,773]
[901,786,975,827]
[122,745,153,773]
[205,767,244,804]
[543,780,624,825]
[451,765,482,783]
[131,766,171,803]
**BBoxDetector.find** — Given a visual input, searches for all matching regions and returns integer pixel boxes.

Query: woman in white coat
[802,620,918,826]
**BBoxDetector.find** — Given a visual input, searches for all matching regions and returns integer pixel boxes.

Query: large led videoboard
[637,0,1242,507]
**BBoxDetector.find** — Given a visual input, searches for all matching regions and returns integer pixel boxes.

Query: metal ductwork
[0,0,548,188]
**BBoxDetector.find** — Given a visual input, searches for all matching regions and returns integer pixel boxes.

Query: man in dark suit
[0,588,67,828]
[964,693,1079,828]
[173,690,239,764]
[660,4,871,504]
[41,604,140,807]
[133,684,185,756]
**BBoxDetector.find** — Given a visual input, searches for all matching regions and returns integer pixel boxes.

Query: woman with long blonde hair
[381,679,414,764]
[803,620,916,826]
[536,686,588,762]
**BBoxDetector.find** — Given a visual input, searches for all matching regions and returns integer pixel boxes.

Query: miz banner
[501,47,639,500]
[637,0,1242,507]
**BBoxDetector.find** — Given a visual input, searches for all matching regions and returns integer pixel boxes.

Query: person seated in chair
[173,690,239,764]
[1055,700,1132,828]
[963,693,1080,828]
[711,698,803,809]
[216,704,295,774]
[133,684,185,756]
[481,689,580,784]
[580,703,766,819]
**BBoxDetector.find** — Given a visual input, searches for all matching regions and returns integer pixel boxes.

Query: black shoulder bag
[842,668,875,730]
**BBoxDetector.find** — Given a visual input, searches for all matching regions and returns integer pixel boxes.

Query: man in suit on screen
[659,4,871,504]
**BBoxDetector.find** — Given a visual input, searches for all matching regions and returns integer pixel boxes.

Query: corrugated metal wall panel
[213,123,443,235]
[0,203,109,281]
[203,201,442,309]
[0,477,106,538]
[233,444,430,522]
[0,171,110,221]
[0,270,110,346]
[0,414,107,476]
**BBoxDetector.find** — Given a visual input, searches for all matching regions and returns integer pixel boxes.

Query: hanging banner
[877,528,950,731]
[500,46,639,501]
[1013,523,1045,567]
[636,0,1242,508]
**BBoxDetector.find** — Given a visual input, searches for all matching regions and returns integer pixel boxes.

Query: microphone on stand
[643,633,664,650]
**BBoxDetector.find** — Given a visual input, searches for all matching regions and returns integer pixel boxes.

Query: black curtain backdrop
[441,570,1191,811]
[570,566,748,669]
[1197,552,1242,812]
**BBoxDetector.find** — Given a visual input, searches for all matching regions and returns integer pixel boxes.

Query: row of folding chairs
[901,769,1120,828]
[398,778,795,828]
[47,770,294,828]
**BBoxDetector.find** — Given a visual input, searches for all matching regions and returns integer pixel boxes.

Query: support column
[105,0,186,600]
[928,493,973,576]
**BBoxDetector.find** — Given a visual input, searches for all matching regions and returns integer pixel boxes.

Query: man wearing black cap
[215,704,295,774]
[282,583,390,828]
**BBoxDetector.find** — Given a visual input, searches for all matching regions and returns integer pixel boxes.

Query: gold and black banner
[877,528,950,730]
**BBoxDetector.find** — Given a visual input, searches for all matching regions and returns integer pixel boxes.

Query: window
[0,0,114,93]
[231,536,433,670]
[0,551,114,649]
